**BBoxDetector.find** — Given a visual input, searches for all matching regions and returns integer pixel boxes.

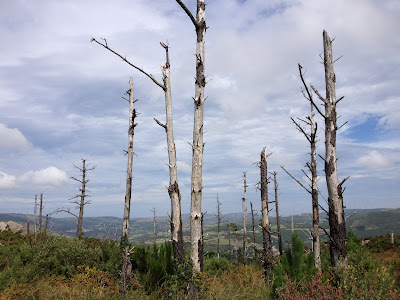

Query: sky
[0,0,399,220]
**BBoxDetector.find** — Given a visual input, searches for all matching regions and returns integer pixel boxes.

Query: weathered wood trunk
[233,235,239,264]
[160,44,184,263]
[272,172,283,256]
[39,193,43,232]
[310,103,321,270]
[242,172,248,265]
[189,0,207,272]
[45,214,49,236]
[260,148,273,282]
[322,30,347,268]
[120,77,135,296]
[34,195,37,235]
[122,78,135,240]
[76,159,86,238]
[250,201,258,259]
[216,194,221,259]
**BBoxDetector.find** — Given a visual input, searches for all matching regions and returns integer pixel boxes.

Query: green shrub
[204,256,230,275]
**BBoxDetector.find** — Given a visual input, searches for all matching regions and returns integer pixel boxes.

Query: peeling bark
[322,30,348,267]
[260,148,273,283]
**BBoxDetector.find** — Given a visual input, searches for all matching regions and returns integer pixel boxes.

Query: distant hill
[1,208,398,249]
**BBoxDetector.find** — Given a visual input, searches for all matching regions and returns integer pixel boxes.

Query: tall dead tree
[39,193,43,232]
[70,159,96,237]
[120,77,136,296]
[309,30,349,267]
[151,207,157,244]
[250,201,258,259]
[271,171,283,257]
[241,171,248,265]
[34,194,37,235]
[214,194,222,258]
[175,0,207,272]
[259,148,273,283]
[91,39,185,264]
[280,63,322,270]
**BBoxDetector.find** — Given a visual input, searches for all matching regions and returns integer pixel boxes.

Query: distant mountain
[1,208,398,246]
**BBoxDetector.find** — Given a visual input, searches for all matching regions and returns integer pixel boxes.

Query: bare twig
[280,165,311,194]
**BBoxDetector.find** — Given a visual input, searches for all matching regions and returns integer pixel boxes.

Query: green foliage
[130,242,193,296]
[204,256,230,275]
[271,233,317,297]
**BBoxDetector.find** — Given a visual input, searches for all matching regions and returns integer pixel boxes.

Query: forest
[1,0,400,299]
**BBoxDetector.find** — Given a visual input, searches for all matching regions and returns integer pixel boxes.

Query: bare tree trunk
[272,172,283,257]
[26,219,30,235]
[233,234,238,264]
[34,195,37,235]
[250,201,258,259]
[227,226,232,262]
[313,30,348,267]
[241,172,248,265]
[120,77,135,297]
[176,0,207,272]
[151,208,157,244]
[215,194,222,259]
[45,214,49,236]
[159,43,185,263]
[91,38,184,265]
[39,193,43,232]
[260,148,273,283]
[70,159,95,238]
[122,77,135,241]
[291,215,294,234]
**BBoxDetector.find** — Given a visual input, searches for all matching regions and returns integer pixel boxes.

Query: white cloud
[356,150,391,169]
[18,167,69,187]
[0,124,31,150]
[0,171,16,189]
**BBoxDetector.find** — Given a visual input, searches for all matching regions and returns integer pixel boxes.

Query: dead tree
[280,63,322,270]
[44,214,49,235]
[241,171,248,265]
[175,0,207,272]
[227,223,232,262]
[151,207,157,244]
[34,195,37,235]
[91,39,185,264]
[214,194,222,258]
[270,171,283,257]
[250,201,258,259]
[309,30,349,267]
[39,193,43,232]
[120,77,136,296]
[70,159,96,238]
[259,148,273,283]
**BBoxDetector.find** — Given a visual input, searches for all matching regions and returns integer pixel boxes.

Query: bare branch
[346,212,356,220]
[319,226,334,243]
[318,204,328,214]
[333,54,343,64]
[91,38,165,90]
[153,118,167,130]
[291,117,311,143]
[58,208,78,219]
[280,165,311,194]
[337,121,348,131]
[301,169,311,182]
[336,96,345,104]
[175,0,198,28]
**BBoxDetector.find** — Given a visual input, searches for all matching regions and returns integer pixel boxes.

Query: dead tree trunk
[214,194,222,259]
[39,193,43,232]
[71,159,96,238]
[34,194,37,235]
[151,207,157,244]
[91,39,184,264]
[176,0,207,272]
[227,225,232,262]
[250,201,258,259]
[120,77,135,296]
[260,148,273,283]
[45,214,49,235]
[280,63,322,269]
[241,171,248,265]
[271,172,283,257]
[310,30,349,267]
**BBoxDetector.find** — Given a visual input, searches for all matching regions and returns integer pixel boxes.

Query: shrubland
[0,230,399,299]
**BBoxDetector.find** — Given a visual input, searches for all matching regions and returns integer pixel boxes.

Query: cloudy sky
[0,0,399,220]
